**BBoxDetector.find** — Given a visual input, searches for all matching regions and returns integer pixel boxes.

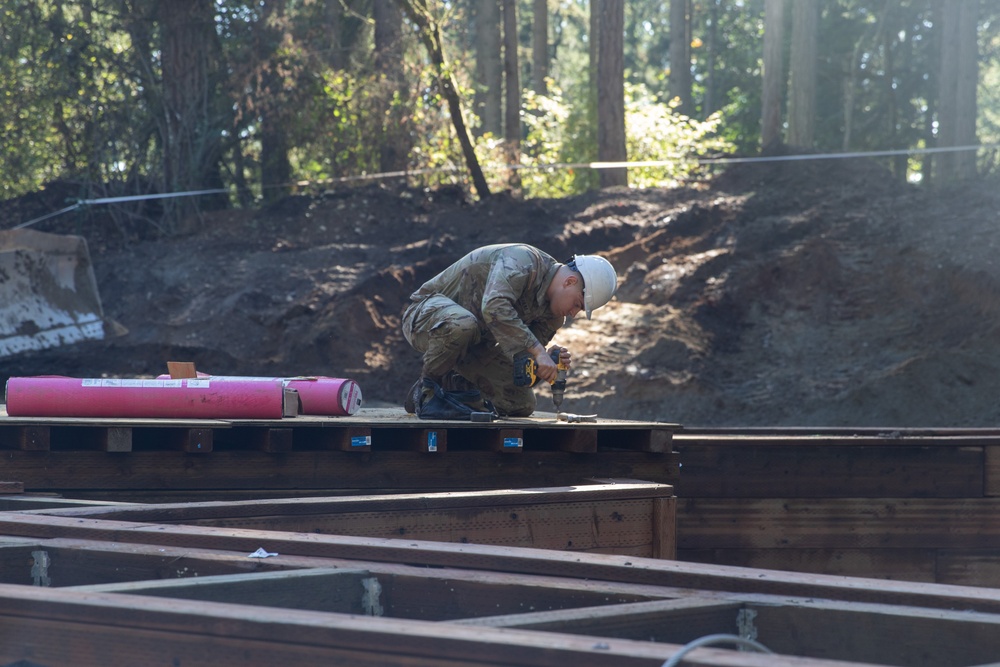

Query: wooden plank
[986,446,1000,497]
[38,482,675,521]
[9,514,1000,614]
[673,445,985,498]
[328,426,373,452]
[39,485,672,558]
[74,568,376,613]
[454,598,741,644]
[599,429,672,453]
[677,498,1000,550]
[673,432,1000,446]
[651,497,676,559]
[0,585,879,667]
[166,498,660,556]
[751,599,1000,667]
[678,549,937,583]
[937,550,1000,588]
[0,450,677,491]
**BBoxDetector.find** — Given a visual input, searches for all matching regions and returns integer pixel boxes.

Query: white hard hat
[571,254,618,319]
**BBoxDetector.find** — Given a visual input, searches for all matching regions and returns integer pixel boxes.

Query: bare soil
[5,160,1000,427]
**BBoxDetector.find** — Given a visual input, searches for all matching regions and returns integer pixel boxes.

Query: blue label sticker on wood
[351,435,371,447]
[503,437,523,448]
[428,431,437,452]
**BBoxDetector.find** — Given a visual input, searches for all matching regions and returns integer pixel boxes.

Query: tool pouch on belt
[417,378,497,421]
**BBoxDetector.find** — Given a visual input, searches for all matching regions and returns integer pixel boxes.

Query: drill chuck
[513,350,569,409]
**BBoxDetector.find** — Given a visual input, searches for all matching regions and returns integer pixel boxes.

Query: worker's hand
[547,345,571,370]
[531,344,559,383]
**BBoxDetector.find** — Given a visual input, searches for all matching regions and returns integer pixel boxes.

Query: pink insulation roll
[5,376,292,419]
[155,375,363,416]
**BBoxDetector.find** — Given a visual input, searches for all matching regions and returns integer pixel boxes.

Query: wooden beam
[751,598,1000,667]
[673,444,984,498]
[75,568,377,613]
[454,598,742,643]
[677,498,1000,550]
[40,483,674,558]
[5,514,1000,614]
[0,584,864,667]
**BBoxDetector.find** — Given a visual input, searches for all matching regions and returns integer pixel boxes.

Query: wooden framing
[673,428,1000,587]
[0,408,680,498]
[0,515,999,665]
[29,482,678,559]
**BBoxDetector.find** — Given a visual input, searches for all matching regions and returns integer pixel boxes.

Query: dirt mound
[5,164,1000,427]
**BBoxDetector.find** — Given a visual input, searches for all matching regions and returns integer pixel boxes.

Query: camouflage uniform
[402,244,564,417]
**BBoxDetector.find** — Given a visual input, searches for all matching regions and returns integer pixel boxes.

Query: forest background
[3,1,1000,427]
[3,0,998,219]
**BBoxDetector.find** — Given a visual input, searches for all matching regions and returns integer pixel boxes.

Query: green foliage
[2,0,1000,212]
[625,84,735,188]
[484,81,735,199]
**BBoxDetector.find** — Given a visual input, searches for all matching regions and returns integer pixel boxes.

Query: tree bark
[704,0,720,115]
[398,0,491,199]
[325,0,344,69]
[668,0,692,114]
[474,0,502,137]
[786,0,817,148]
[374,0,409,175]
[597,0,627,188]
[532,0,549,94]
[157,0,227,225]
[502,0,522,192]
[936,0,979,182]
[761,0,785,150]
[259,1,292,203]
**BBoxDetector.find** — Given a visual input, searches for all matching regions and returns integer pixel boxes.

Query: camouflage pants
[402,295,536,417]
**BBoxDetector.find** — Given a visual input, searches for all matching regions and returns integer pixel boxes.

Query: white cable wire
[660,633,773,667]
[11,142,997,229]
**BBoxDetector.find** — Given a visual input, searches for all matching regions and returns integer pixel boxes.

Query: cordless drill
[513,349,569,410]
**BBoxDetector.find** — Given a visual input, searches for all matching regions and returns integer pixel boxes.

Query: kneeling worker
[402,243,618,417]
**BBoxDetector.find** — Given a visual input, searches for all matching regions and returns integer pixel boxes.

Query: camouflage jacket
[408,244,564,359]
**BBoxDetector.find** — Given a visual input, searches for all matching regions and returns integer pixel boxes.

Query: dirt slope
[4,161,1000,427]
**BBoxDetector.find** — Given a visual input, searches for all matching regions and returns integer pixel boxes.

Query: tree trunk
[502,0,522,193]
[597,0,627,188]
[532,0,548,94]
[761,0,785,150]
[259,1,292,203]
[157,0,226,226]
[786,0,817,149]
[375,0,409,175]
[398,0,491,199]
[474,0,502,137]
[704,0,720,115]
[936,0,979,182]
[668,0,692,114]
[325,0,344,69]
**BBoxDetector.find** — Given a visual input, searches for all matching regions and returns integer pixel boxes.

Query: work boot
[403,378,421,414]
[403,377,436,414]
[441,370,476,393]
